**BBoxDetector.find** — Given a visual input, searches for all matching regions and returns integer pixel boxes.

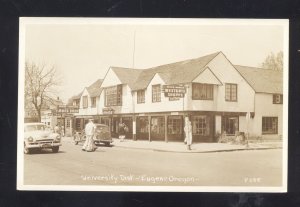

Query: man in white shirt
[82,118,97,152]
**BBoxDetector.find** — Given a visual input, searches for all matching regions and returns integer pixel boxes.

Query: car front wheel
[24,143,31,154]
[52,146,59,153]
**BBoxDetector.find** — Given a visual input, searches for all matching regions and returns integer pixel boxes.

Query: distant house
[69,51,283,142]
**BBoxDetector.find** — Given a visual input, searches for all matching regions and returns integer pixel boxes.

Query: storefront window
[167,116,182,134]
[192,83,213,100]
[105,85,122,106]
[151,117,165,134]
[192,115,210,136]
[262,117,278,134]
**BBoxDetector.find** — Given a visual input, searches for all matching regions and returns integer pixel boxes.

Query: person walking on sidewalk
[82,118,97,152]
[119,123,126,142]
[184,116,193,150]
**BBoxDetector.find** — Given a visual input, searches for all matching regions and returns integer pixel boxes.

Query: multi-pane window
[273,94,283,104]
[91,97,97,108]
[82,96,88,108]
[192,116,210,136]
[137,90,145,104]
[262,117,278,134]
[66,119,70,128]
[76,119,81,130]
[225,83,237,102]
[152,84,161,102]
[105,85,122,106]
[192,83,214,100]
[167,116,182,134]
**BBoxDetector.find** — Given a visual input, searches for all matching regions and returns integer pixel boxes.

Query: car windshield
[25,124,46,132]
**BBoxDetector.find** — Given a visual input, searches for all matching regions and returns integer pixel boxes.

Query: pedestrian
[61,125,65,137]
[54,124,60,134]
[82,118,97,152]
[119,123,126,142]
[184,116,192,150]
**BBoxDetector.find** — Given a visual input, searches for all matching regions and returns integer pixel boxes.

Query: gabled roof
[234,65,283,94]
[73,91,83,99]
[86,79,104,97]
[110,67,143,89]
[131,52,220,90]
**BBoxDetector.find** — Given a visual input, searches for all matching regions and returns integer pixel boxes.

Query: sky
[24,19,286,102]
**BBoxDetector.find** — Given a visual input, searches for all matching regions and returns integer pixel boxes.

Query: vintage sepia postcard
[17,18,288,192]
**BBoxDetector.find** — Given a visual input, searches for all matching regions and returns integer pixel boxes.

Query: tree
[25,62,61,122]
[261,51,283,71]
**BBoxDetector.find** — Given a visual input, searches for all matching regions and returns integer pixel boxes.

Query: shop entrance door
[150,116,165,141]
[121,117,133,139]
[136,116,149,140]
[222,116,239,135]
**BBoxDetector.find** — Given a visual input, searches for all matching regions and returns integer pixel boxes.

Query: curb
[113,144,282,153]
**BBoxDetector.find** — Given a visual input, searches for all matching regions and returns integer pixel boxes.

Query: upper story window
[273,94,283,104]
[192,83,214,100]
[152,84,161,103]
[137,90,145,104]
[225,83,237,102]
[82,96,88,108]
[91,97,97,108]
[105,85,122,106]
[73,99,80,106]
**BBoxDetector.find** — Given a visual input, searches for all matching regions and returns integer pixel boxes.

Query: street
[23,139,283,186]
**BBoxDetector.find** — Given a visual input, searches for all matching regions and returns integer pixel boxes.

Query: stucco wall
[78,88,98,115]
[206,53,255,113]
[251,93,283,139]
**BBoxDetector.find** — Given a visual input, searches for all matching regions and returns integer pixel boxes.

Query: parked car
[24,123,62,154]
[94,124,113,146]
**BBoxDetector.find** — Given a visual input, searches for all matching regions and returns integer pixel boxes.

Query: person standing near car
[82,118,97,152]
[184,116,193,150]
[119,123,126,142]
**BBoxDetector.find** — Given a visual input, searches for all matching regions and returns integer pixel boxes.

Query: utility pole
[132,29,137,141]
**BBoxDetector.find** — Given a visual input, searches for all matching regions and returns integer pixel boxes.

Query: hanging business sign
[57,105,79,114]
[102,107,114,115]
[162,84,186,98]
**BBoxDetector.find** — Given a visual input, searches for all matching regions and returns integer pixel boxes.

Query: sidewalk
[111,138,282,153]
[61,137,282,153]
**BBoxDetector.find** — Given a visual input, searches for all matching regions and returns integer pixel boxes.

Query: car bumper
[94,140,113,144]
[26,142,62,149]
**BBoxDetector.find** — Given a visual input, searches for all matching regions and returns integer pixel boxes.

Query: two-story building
[72,79,103,132]
[71,51,283,143]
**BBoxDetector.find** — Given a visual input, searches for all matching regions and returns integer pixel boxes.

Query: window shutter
[280,95,283,104]
[273,94,276,104]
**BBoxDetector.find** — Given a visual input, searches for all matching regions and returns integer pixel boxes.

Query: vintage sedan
[24,123,62,154]
[93,124,113,146]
